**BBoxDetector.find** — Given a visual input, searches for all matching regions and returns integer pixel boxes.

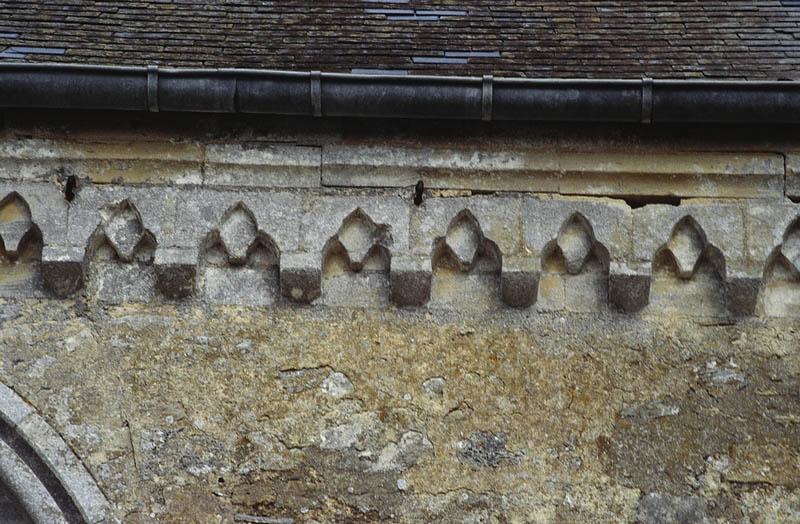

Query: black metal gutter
[2,62,800,123]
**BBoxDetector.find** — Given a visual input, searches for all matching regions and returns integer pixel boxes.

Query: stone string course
[1,180,800,318]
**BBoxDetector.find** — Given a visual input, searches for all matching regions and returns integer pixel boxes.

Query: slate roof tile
[1,1,799,79]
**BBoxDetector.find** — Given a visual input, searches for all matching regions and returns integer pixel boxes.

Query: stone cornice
[1,182,799,318]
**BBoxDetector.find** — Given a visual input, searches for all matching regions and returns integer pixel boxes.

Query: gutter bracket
[147,65,159,113]
[482,75,493,121]
[641,76,653,124]
[310,71,322,117]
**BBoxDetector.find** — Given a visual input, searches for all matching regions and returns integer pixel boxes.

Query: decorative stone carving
[0,192,43,296]
[88,199,156,263]
[321,208,392,306]
[200,202,280,305]
[85,199,157,302]
[430,210,502,309]
[650,216,728,316]
[759,217,800,317]
[432,209,501,273]
[538,213,609,312]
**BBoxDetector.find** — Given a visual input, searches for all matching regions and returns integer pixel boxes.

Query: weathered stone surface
[743,201,800,269]
[66,186,178,249]
[280,254,321,303]
[726,272,760,317]
[522,196,630,264]
[324,146,783,198]
[608,265,651,313]
[154,247,197,299]
[205,143,321,188]
[0,301,797,522]
[389,256,431,307]
[0,439,70,523]
[41,246,84,298]
[16,414,110,523]
[302,195,410,255]
[0,138,203,185]
[632,200,745,268]
[785,153,800,200]
[413,196,521,258]
[635,493,707,524]
[500,257,538,308]
[173,189,304,253]
[0,182,69,245]
[0,384,33,427]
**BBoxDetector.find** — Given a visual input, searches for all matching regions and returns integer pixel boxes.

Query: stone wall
[0,112,798,523]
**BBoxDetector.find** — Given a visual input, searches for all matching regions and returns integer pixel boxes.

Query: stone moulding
[0,383,114,524]
[2,184,795,318]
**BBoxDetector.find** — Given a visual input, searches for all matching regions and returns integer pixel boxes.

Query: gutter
[1,62,800,123]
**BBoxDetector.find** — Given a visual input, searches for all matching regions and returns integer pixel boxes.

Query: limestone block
[632,201,745,268]
[522,196,631,263]
[608,263,651,313]
[323,145,783,198]
[202,266,280,306]
[0,181,69,245]
[500,257,539,308]
[204,143,321,188]
[302,195,411,253]
[172,188,304,252]
[86,263,156,304]
[0,138,203,185]
[280,253,321,304]
[785,153,800,200]
[66,185,179,248]
[41,246,84,298]
[743,201,800,268]
[390,256,431,307]
[154,247,197,299]
[322,145,561,192]
[726,269,761,317]
[412,196,521,258]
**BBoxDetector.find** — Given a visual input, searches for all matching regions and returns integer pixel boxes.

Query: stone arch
[0,383,111,523]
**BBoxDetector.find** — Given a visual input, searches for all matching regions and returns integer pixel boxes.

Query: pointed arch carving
[649,215,727,316]
[321,208,393,306]
[759,217,800,317]
[432,209,501,273]
[0,192,44,296]
[84,199,158,302]
[430,209,502,309]
[538,212,609,312]
[199,201,280,305]
[86,199,156,264]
